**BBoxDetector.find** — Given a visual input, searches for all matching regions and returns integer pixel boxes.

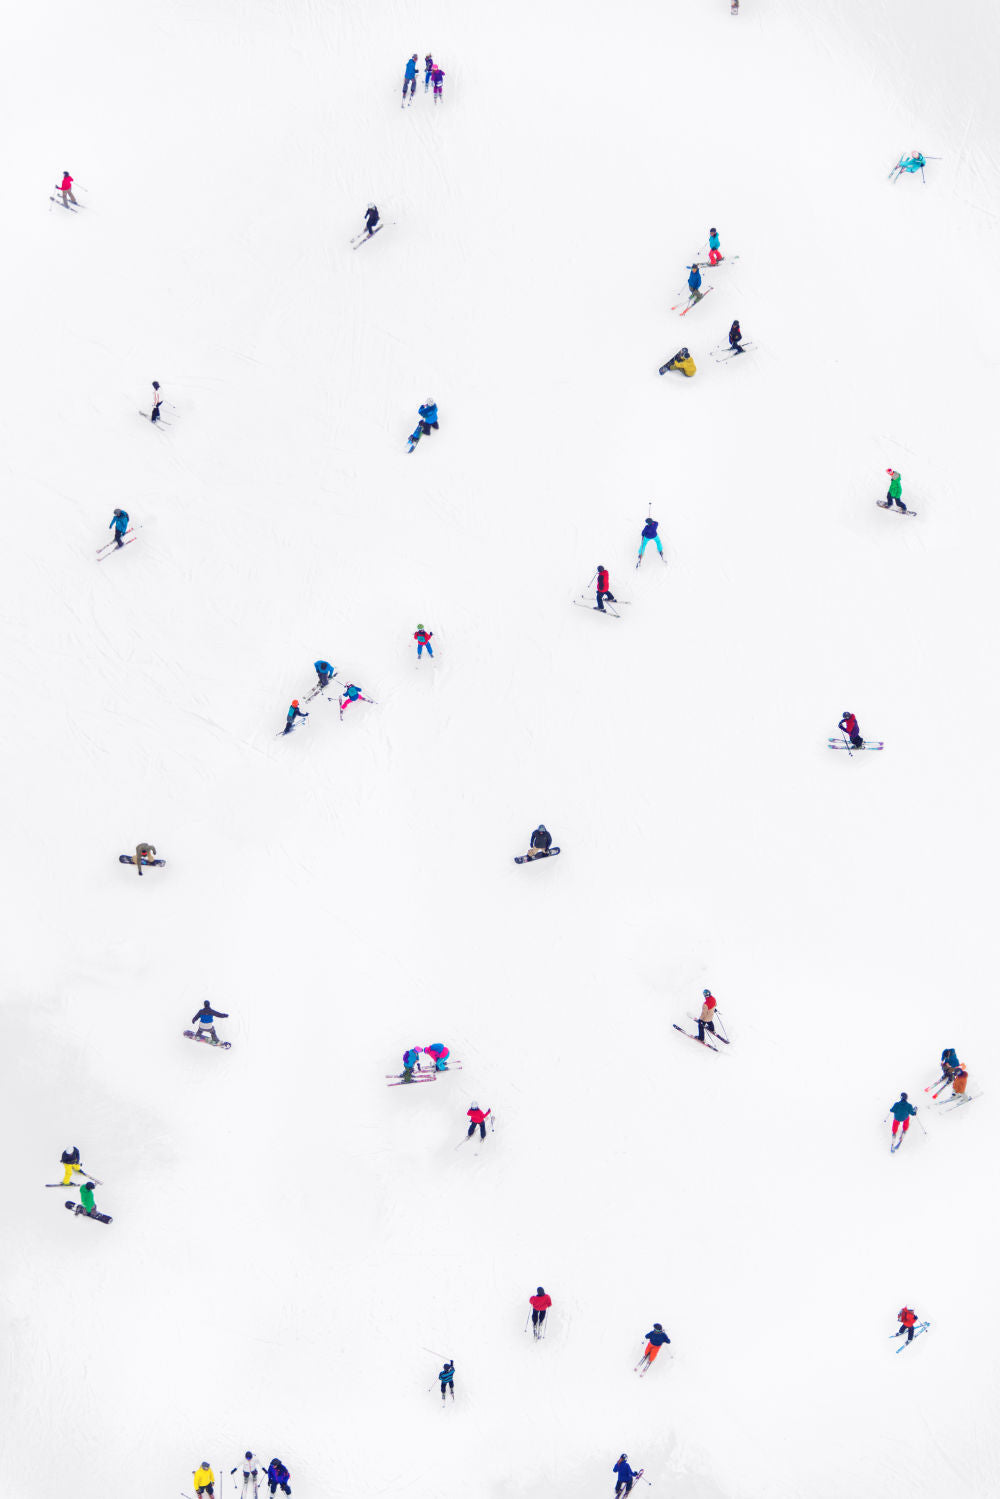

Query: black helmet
[536,1286,545,1294]
[152,380,160,389]
[245,1452,253,1461]
[85,1181,95,1190]
[113,508,123,516]
[653,1322,663,1330]
[710,226,717,233]
[900,1092,908,1101]
[537,824,547,832]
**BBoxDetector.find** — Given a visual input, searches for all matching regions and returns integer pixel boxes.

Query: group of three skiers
[194,1454,291,1497]
[402,53,445,104]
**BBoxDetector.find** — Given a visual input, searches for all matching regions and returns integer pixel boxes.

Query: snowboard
[514,848,561,864]
[119,855,166,867]
[183,1030,231,1050]
[876,501,916,516]
[65,1201,112,1224]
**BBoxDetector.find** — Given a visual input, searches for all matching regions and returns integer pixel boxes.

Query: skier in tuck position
[109,508,130,548]
[696,990,717,1043]
[191,1003,229,1045]
[596,564,616,612]
[637,1323,671,1372]
[232,1453,262,1498]
[637,517,664,563]
[889,1092,917,1144]
[525,824,553,860]
[467,1101,491,1140]
[530,1286,552,1337]
[880,468,907,513]
[438,1359,455,1402]
[614,1456,641,1495]
[659,348,696,377]
[283,699,309,735]
[838,710,864,750]
[402,54,418,104]
[414,624,434,660]
[408,398,439,452]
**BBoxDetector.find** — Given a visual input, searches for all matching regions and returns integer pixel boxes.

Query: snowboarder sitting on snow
[883,469,906,513]
[60,1145,85,1186]
[364,203,379,237]
[467,1102,491,1139]
[525,824,553,860]
[79,1181,98,1216]
[438,1359,455,1402]
[314,660,335,687]
[729,319,744,354]
[283,700,308,735]
[662,348,696,377]
[109,508,130,547]
[192,1004,229,1045]
[596,564,616,612]
[414,624,434,659]
[889,1093,916,1139]
[423,1042,451,1071]
[838,710,864,749]
[894,1306,919,1342]
[132,841,157,876]
[708,227,723,265]
[614,1456,639,1495]
[697,990,717,1043]
[266,1458,291,1496]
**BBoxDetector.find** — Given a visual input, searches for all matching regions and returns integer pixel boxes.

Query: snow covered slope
[2,1,999,1497]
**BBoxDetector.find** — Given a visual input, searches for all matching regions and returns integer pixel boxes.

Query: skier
[266,1458,291,1496]
[893,1306,919,1343]
[79,1181,99,1217]
[109,508,130,548]
[58,170,78,207]
[283,700,309,735]
[686,264,703,304]
[402,53,418,104]
[467,1101,491,1140]
[424,54,434,91]
[614,1456,639,1496]
[525,824,553,860]
[232,1454,262,1498]
[191,1003,229,1045]
[193,1462,216,1498]
[338,683,368,715]
[696,990,717,1043]
[423,1042,451,1071]
[363,203,380,238]
[132,841,157,877]
[947,1060,969,1098]
[596,564,616,612]
[882,468,907,513]
[150,380,163,423]
[729,319,745,354]
[313,660,335,688]
[659,348,696,376]
[408,398,439,451]
[899,151,927,175]
[639,1323,671,1370]
[438,1359,455,1402]
[402,1045,422,1079]
[60,1145,86,1186]
[940,1046,961,1078]
[530,1286,552,1335]
[431,63,445,102]
[889,1092,917,1141]
[414,624,434,659]
[637,517,664,562]
[838,710,864,750]
[708,227,723,265]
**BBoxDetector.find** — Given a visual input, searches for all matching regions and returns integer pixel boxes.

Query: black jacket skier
[729,320,744,353]
[364,203,379,236]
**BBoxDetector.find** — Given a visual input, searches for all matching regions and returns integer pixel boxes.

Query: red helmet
[291,700,299,707]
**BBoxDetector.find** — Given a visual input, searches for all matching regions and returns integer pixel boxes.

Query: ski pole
[840,729,853,758]
[421,1346,451,1358]
[915,1112,928,1135]
[524,1313,531,1333]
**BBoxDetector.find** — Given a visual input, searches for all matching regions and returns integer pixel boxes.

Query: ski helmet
[900,1092,908,1101]
[417,623,424,631]
[703,989,711,997]
[426,396,435,405]
[291,700,299,707]
[85,1182,95,1190]
[113,508,123,516]
[367,202,376,210]
[710,226,717,234]
[653,1322,663,1330]
[537,1286,545,1294]
[470,1100,479,1109]
[246,1453,253,1461]
[152,380,160,390]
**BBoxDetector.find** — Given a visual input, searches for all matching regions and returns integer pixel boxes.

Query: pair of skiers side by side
[407,399,439,451]
[393,1042,454,1082]
[515,825,560,864]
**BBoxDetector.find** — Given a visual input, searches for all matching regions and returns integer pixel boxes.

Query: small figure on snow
[896,152,927,178]
[150,380,163,423]
[838,710,864,750]
[530,1286,552,1336]
[893,1306,919,1343]
[638,1323,671,1371]
[467,1101,491,1140]
[402,54,419,104]
[596,564,616,612]
[338,683,368,716]
[438,1359,455,1402]
[232,1454,262,1499]
[266,1458,291,1496]
[414,623,434,660]
[729,319,745,354]
[431,63,445,102]
[283,699,309,735]
[423,1042,451,1071]
[314,660,335,688]
[408,398,439,451]
[424,54,434,91]
[58,170,78,207]
[525,824,553,860]
[659,348,696,377]
[614,1456,639,1496]
[686,264,703,304]
[881,468,907,513]
[889,1092,917,1141]
[363,203,380,238]
[191,1003,229,1045]
[132,841,157,876]
[60,1145,86,1187]
[109,508,130,548]
[697,989,717,1043]
[637,517,664,562]
[708,226,723,265]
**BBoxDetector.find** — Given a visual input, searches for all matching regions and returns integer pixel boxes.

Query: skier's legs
[479,1121,486,1139]
[709,249,721,265]
[467,1122,476,1137]
[654,535,664,554]
[907,1324,915,1342]
[151,405,160,423]
[645,1342,660,1364]
[425,642,433,657]
[62,1162,76,1185]
[891,1119,899,1135]
[638,536,648,557]
[902,1117,910,1134]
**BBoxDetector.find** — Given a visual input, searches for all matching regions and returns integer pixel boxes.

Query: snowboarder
[132,841,157,877]
[467,1101,491,1140]
[313,660,335,688]
[402,54,418,104]
[530,1286,552,1335]
[696,990,717,1043]
[596,564,616,612]
[638,1323,671,1371]
[424,54,434,91]
[109,508,130,548]
[889,1092,917,1140]
[525,824,553,860]
[614,1456,639,1495]
[838,710,864,750]
[338,683,368,715]
[707,227,723,265]
[283,700,309,735]
[729,319,745,354]
[79,1181,99,1217]
[659,348,696,377]
[637,517,664,562]
[893,1306,919,1343]
[150,381,163,423]
[59,1146,86,1187]
[414,624,434,659]
[402,1046,422,1080]
[431,63,445,102]
[58,171,77,207]
[423,1042,451,1071]
[363,203,380,237]
[686,264,703,304]
[408,398,439,451]
[266,1459,291,1496]
[232,1454,262,1498]
[191,1004,229,1045]
[882,469,907,513]
[438,1359,455,1402]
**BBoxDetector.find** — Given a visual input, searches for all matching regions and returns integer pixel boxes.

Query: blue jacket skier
[889,1093,917,1141]
[109,508,130,547]
[637,517,663,562]
[402,53,418,102]
[900,152,926,174]
[940,1047,960,1074]
[402,1046,422,1077]
[283,699,309,735]
[438,1359,455,1402]
[686,265,703,302]
[314,660,335,687]
[614,1457,638,1496]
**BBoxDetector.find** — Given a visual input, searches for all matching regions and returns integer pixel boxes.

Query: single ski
[65,1202,113,1224]
[182,1031,232,1050]
[672,1023,718,1052]
[876,502,917,516]
[514,848,561,865]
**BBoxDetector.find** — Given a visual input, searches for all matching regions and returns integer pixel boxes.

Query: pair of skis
[672,1022,729,1052]
[351,226,383,248]
[891,1321,930,1350]
[97,526,138,560]
[386,1063,463,1087]
[828,737,884,754]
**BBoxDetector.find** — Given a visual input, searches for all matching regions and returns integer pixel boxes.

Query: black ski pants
[697,1019,716,1042]
[596,590,616,610]
[616,1482,634,1496]
[467,1120,486,1139]
[532,1307,547,1328]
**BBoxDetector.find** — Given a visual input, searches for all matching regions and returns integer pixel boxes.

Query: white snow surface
[3,1,1000,1497]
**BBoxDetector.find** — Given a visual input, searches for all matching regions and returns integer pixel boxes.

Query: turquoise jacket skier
[901,152,926,173]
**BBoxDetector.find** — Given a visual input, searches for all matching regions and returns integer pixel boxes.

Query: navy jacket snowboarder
[526,825,552,860]
[191,1004,229,1044]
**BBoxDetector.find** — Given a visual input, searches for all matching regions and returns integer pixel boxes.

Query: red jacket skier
[58,171,78,207]
[529,1287,552,1333]
[466,1102,491,1140]
[895,1306,919,1343]
[596,565,616,612]
[838,710,863,749]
